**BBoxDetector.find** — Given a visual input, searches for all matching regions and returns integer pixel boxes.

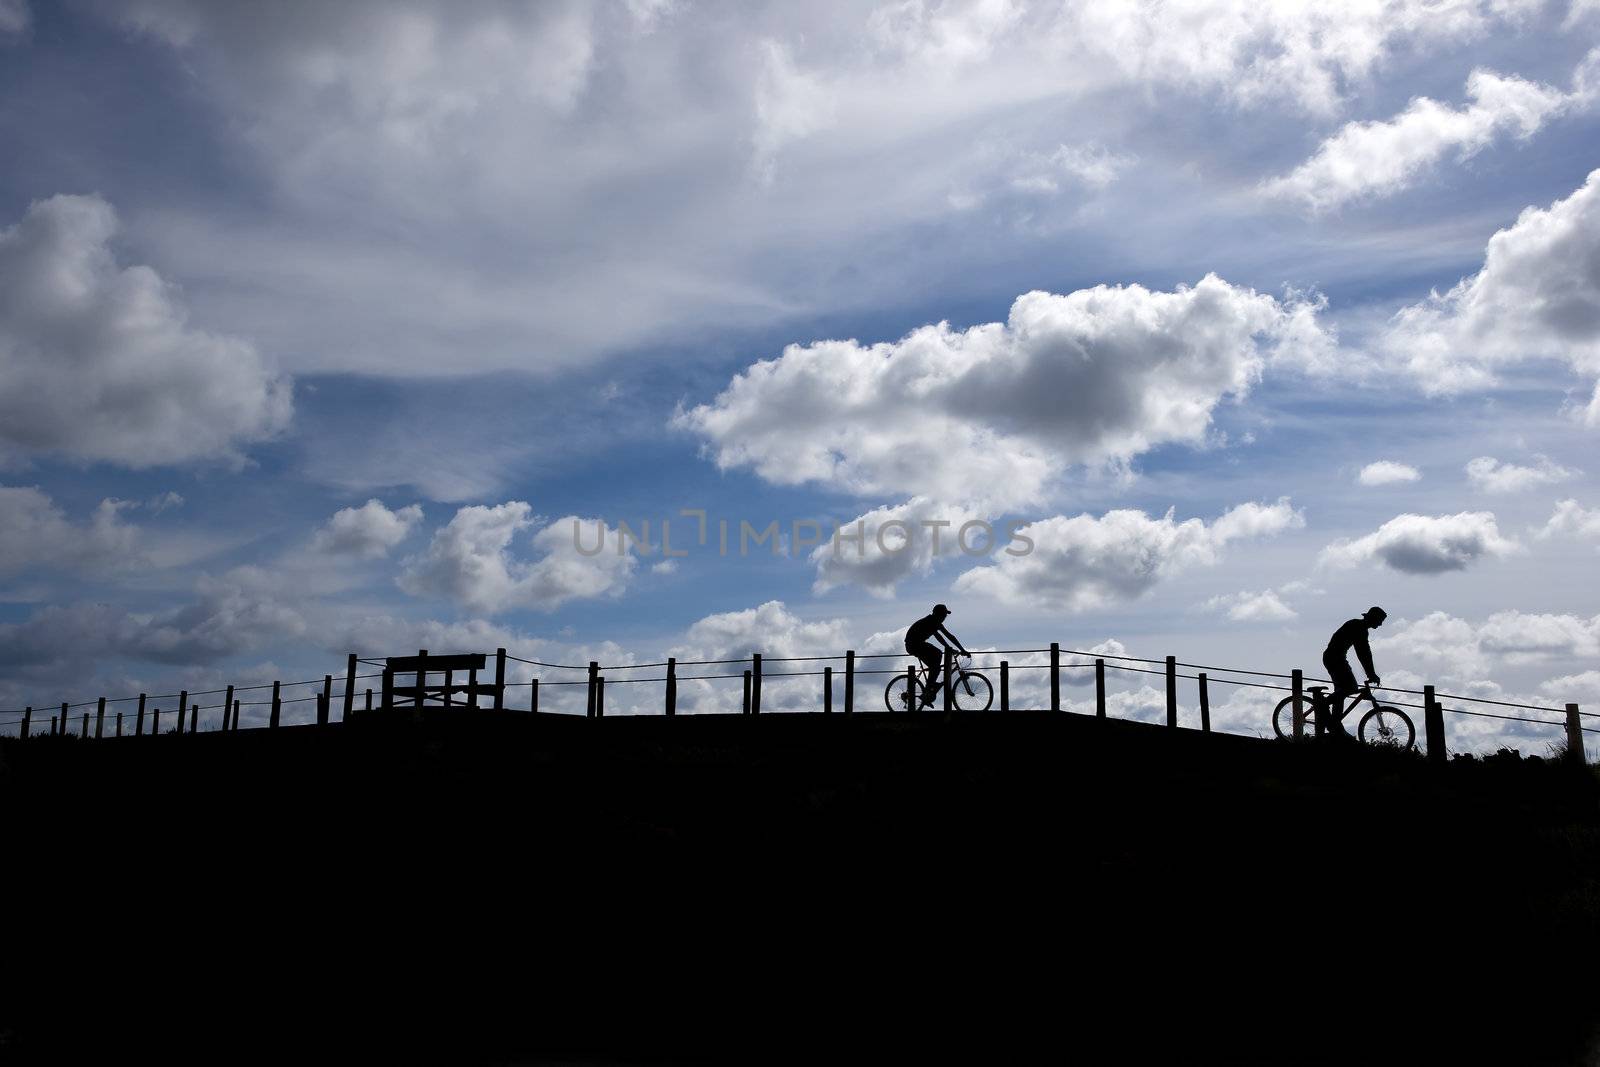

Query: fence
[0,644,1592,764]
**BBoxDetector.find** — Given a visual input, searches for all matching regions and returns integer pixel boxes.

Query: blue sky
[3,0,1600,750]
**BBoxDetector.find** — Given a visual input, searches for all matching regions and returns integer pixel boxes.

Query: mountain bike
[885,655,993,712]
[1272,682,1415,750]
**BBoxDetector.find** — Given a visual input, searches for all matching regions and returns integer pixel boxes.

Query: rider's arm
[1355,631,1378,683]
[940,625,970,655]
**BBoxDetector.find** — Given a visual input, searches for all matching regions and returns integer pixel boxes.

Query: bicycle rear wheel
[885,674,918,712]
[1271,694,1316,739]
[1358,705,1415,751]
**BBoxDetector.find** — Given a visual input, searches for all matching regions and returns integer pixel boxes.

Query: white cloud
[1358,460,1421,486]
[397,503,639,615]
[1464,455,1578,493]
[1202,589,1297,622]
[955,499,1303,611]
[809,497,984,597]
[679,275,1332,509]
[1319,511,1518,574]
[1381,168,1600,405]
[311,499,423,559]
[1540,670,1600,702]
[0,0,29,36]
[1054,1,1533,116]
[0,195,292,467]
[1261,67,1574,211]
[0,486,141,576]
[1539,498,1600,543]
[665,600,853,714]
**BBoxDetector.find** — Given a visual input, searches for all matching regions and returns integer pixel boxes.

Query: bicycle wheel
[1358,705,1415,751]
[1271,694,1316,739]
[885,673,917,712]
[951,671,993,711]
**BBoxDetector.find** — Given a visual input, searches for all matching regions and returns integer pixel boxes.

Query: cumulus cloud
[679,275,1332,509]
[397,503,639,615]
[0,568,307,671]
[1261,66,1575,211]
[809,497,985,596]
[1381,168,1600,405]
[310,499,423,558]
[954,499,1303,611]
[664,600,852,713]
[0,0,29,36]
[1385,610,1600,689]
[0,195,292,467]
[1358,460,1421,486]
[1539,498,1600,543]
[1319,511,1518,574]
[0,486,141,576]
[1202,589,1297,622]
[1464,455,1578,493]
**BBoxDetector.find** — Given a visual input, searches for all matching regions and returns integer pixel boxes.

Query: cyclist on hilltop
[905,604,971,708]
[1323,606,1387,735]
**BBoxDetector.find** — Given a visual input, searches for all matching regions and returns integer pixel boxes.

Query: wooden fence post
[136,694,146,736]
[343,654,357,721]
[530,679,539,714]
[1165,656,1177,729]
[943,646,955,712]
[903,664,916,711]
[596,676,605,718]
[82,712,90,736]
[319,675,332,726]
[1050,643,1060,712]
[844,651,855,715]
[1424,685,1445,764]
[59,702,67,737]
[1567,704,1585,765]
[415,650,429,709]
[95,697,106,739]
[151,708,160,734]
[1311,687,1326,739]
[381,669,393,711]
[1198,673,1211,733]
[176,691,187,736]
[20,707,30,739]
[493,648,507,711]
[232,700,240,730]
[752,654,763,715]
[1291,670,1304,740]
[586,662,598,718]
[1000,661,1010,712]
[1095,659,1106,718]
[270,682,281,729]
[742,670,751,715]
[665,658,677,717]
[365,690,372,713]
[466,666,478,710]
[823,666,833,714]
[116,712,123,738]
[188,701,197,734]
[443,669,454,709]
[223,686,234,733]
[49,714,57,737]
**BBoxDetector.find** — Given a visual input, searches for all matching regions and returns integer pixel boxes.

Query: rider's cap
[932,603,951,617]
[1363,606,1387,623]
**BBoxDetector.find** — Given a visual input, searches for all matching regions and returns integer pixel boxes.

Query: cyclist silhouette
[1323,606,1387,735]
[905,604,971,708]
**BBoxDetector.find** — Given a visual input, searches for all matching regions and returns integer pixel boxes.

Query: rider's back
[1324,618,1367,657]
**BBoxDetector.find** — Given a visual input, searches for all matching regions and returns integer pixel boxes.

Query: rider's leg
[1323,654,1357,735]
[916,644,942,707]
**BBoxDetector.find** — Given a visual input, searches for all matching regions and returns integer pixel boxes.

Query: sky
[3,0,1600,753]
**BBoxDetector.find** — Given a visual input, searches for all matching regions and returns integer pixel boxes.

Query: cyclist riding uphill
[905,604,971,708]
[1323,607,1387,734]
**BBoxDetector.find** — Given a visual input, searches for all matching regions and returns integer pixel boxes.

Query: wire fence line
[1,643,1591,754]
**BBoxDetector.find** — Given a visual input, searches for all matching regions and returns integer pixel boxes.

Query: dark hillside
[4,710,1598,1063]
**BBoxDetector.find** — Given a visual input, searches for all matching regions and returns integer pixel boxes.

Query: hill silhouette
[3,709,1598,1064]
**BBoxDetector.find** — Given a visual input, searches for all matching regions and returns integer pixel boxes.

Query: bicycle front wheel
[952,671,993,711]
[1271,694,1316,739]
[1358,705,1415,751]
